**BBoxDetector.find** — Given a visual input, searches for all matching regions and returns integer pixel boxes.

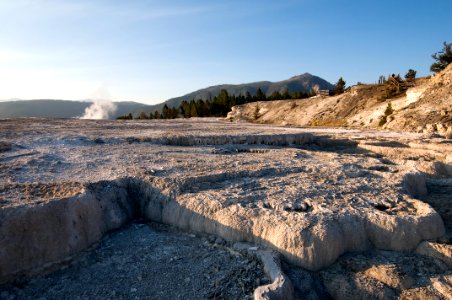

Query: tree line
[117,41,452,121]
[118,88,315,120]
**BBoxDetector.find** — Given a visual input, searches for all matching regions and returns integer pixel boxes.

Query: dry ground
[0,118,450,299]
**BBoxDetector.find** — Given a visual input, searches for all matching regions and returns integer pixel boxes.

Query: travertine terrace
[227,64,452,138]
[0,118,451,299]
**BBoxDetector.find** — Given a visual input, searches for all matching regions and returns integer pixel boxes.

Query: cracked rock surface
[0,118,451,299]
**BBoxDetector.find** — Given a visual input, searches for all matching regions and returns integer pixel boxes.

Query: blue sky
[0,0,451,104]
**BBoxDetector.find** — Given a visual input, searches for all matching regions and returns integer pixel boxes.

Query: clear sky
[0,0,451,104]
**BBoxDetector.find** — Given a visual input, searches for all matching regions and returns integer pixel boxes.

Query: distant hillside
[227,64,452,138]
[144,73,333,113]
[0,100,150,119]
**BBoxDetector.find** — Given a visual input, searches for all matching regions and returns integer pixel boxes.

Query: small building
[319,90,330,96]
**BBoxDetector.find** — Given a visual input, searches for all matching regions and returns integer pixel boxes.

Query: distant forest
[118,88,314,120]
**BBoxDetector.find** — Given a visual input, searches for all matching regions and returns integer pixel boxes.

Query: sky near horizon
[0,0,451,105]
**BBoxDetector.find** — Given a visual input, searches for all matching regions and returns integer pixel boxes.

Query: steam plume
[80,85,117,120]
[80,100,117,119]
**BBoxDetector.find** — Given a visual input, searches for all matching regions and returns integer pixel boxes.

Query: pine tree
[335,77,346,95]
[253,103,260,120]
[190,104,198,117]
[404,69,417,82]
[269,91,282,100]
[245,91,252,103]
[217,89,229,106]
[255,88,266,101]
[162,104,170,119]
[282,88,290,100]
[138,111,148,119]
[431,41,452,73]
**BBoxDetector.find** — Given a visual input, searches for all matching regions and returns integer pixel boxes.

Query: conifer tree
[404,69,417,82]
[255,88,266,101]
[431,41,452,73]
[334,77,346,95]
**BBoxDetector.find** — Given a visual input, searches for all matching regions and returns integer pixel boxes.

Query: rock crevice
[0,173,445,286]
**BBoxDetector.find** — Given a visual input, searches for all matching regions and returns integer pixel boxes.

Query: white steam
[80,100,117,119]
[80,85,117,120]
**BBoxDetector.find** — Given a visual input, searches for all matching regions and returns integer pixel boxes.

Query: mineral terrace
[0,118,451,299]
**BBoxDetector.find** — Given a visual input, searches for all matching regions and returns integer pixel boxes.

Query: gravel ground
[0,222,268,300]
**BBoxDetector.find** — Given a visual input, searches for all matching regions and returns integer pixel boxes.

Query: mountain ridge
[227,64,452,138]
[0,72,333,118]
[0,99,151,119]
[143,72,333,113]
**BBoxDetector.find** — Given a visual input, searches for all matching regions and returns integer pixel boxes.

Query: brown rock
[321,272,396,300]
[364,264,415,290]
[416,241,452,268]
[403,172,428,198]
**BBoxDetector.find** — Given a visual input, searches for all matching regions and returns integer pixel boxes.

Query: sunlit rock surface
[0,118,450,299]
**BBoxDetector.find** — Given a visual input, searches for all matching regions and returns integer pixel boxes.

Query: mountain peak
[147,73,333,112]
[289,72,313,80]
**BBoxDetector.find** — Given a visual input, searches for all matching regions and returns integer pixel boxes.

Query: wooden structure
[319,90,330,96]
[387,74,415,93]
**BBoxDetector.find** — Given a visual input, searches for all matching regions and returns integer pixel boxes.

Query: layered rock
[0,118,450,300]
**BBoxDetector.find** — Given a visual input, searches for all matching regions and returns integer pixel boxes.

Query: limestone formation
[227,64,452,138]
[416,241,452,268]
[233,242,294,300]
[0,118,450,299]
[403,172,428,198]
